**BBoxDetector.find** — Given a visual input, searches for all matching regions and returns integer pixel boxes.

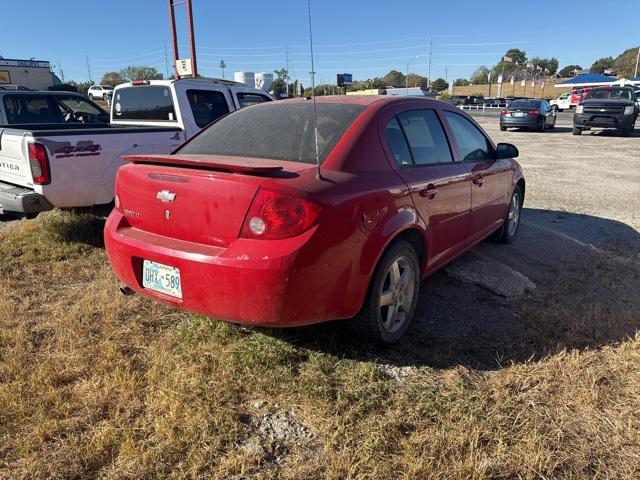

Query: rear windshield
[509,100,541,109]
[178,102,366,164]
[113,86,176,121]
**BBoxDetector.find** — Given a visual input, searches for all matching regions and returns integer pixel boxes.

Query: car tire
[88,94,94,100]
[348,240,420,345]
[572,126,582,135]
[500,126,507,131]
[550,105,558,112]
[492,185,523,244]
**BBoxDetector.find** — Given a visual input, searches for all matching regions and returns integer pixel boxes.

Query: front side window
[394,109,453,166]
[443,111,493,162]
[2,96,63,124]
[113,86,176,121]
[187,90,230,128]
[237,92,271,108]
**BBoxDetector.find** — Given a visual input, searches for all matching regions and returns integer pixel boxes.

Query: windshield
[587,88,633,100]
[178,102,366,164]
[2,94,109,125]
[102,86,114,90]
[509,100,541,109]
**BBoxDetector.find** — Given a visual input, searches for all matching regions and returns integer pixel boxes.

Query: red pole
[167,0,179,79]
[185,0,198,78]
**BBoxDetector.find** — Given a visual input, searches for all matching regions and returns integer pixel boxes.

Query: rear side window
[396,110,452,165]
[443,111,493,162]
[2,96,63,124]
[178,102,366,164]
[385,117,412,166]
[237,92,271,108]
[187,89,230,128]
[113,86,176,121]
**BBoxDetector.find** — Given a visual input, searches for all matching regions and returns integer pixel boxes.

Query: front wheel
[500,126,507,132]
[88,94,94,100]
[492,186,523,244]
[348,240,420,345]
[572,126,582,135]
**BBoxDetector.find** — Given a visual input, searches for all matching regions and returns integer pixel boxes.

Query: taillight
[241,189,322,240]
[528,110,540,116]
[500,110,509,116]
[28,142,50,185]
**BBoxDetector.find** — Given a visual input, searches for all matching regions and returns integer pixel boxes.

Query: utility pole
[85,55,93,83]
[167,0,198,78]
[634,45,640,79]
[427,35,432,88]
[58,61,65,83]
[285,44,290,96]
[219,60,226,79]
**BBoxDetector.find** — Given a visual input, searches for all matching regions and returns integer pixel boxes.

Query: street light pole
[406,56,419,96]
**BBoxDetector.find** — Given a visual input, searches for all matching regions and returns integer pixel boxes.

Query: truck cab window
[237,93,271,108]
[187,90,230,128]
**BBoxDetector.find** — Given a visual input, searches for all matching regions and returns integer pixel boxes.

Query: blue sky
[1,0,637,85]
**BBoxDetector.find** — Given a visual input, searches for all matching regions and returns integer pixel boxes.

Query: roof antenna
[306,0,322,180]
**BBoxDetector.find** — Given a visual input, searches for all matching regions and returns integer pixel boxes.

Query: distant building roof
[555,73,617,87]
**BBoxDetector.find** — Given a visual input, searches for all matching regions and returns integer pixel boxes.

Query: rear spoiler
[123,154,283,173]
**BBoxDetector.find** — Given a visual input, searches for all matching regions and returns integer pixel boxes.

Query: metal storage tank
[255,72,274,91]
[234,71,255,88]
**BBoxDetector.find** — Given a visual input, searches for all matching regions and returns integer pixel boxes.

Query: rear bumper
[104,211,361,327]
[500,116,542,128]
[0,182,53,213]
[573,114,635,130]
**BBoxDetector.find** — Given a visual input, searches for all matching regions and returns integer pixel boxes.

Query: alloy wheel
[507,191,521,236]
[378,256,415,334]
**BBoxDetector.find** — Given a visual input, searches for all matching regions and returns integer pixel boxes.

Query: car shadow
[265,208,640,370]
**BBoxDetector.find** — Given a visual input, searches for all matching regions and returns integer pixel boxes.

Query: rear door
[442,110,509,244]
[382,107,471,270]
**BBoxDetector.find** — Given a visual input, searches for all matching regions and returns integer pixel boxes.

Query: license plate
[142,260,182,298]
[513,112,525,117]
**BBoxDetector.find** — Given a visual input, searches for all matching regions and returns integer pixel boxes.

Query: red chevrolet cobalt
[104,96,524,344]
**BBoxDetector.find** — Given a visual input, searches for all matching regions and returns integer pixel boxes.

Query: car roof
[0,90,85,96]
[279,95,451,110]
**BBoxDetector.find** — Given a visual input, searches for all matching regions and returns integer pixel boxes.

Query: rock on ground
[446,254,536,298]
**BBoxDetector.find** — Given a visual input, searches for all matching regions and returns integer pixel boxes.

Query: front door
[384,109,471,271]
[442,110,510,244]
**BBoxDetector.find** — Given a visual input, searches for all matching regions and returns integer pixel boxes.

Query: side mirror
[495,143,519,159]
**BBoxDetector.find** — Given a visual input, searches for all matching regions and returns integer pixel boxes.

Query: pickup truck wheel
[500,126,507,132]
[550,105,558,112]
[492,186,523,244]
[88,94,94,100]
[572,127,582,135]
[348,240,420,345]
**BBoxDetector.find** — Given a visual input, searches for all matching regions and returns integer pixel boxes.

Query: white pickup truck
[549,92,571,112]
[0,78,272,214]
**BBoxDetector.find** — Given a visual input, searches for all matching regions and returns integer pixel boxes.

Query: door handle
[473,175,484,186]
[419,184,438,198]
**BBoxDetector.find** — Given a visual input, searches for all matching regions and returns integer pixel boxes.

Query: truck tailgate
[0,129,34,187]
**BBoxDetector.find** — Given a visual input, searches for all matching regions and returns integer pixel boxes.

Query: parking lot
[374,110,640,369]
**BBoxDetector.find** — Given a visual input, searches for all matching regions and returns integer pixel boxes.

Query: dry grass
[450,84,571,100]
[0,211,639,479]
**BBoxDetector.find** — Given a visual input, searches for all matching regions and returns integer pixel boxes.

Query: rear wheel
[493,186,523,244]
[572,126,582,135]
[500,126,507,132]
[348,240,420,345]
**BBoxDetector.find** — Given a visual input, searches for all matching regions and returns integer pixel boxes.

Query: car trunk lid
[116,154,312,247]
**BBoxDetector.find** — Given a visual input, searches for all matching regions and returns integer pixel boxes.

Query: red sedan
[104,96,525,344]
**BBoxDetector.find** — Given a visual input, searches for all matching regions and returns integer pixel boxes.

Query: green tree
[504,48,527,64]
[613,47,640,78]
[430,78,448,91]
[406,73,429,88]
[381,70,406,87]
[118,66,163,81]
[453,78,470,86]
[529,57,559,75]
[100,71,124,87]
[274,68,289,82]
[590,57,615,74]
[269,78,287,96]
[470,66,490,85]
[558,65,582,78]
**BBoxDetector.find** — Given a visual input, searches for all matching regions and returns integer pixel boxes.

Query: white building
[0,57,55,90]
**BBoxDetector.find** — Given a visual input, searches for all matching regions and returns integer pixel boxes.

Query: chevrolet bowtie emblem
[156,190,176,203]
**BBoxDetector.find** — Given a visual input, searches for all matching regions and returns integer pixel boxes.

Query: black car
[500,99,557,132]
[482,97,507,108]
[573,86,638,136]
[446,95,484,106]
